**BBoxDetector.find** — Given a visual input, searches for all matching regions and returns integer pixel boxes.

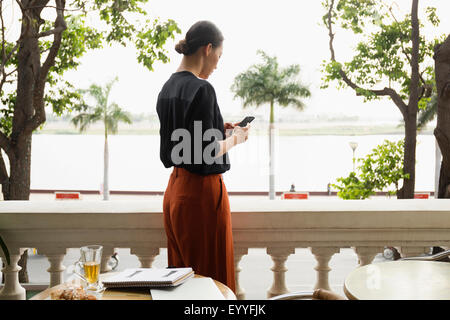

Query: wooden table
[31,274,236,300]
[344,261,450,300]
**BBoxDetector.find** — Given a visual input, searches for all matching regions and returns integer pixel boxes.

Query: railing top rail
[1,200,450,232]
[2,199,450,215]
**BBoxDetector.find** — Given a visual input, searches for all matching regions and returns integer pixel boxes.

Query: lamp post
[349,141,358,172]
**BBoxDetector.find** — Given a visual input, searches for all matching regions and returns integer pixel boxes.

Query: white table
[344,261,450,300]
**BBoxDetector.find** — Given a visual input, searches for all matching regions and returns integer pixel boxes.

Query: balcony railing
[1,199,450,300]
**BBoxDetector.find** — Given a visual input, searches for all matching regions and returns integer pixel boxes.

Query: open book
[102,268,194,288]
[150,277,225,300]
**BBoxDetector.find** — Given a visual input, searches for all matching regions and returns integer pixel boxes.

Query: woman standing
[156,21,250,292]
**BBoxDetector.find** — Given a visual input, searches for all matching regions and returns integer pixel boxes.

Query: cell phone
[237,116,255,127]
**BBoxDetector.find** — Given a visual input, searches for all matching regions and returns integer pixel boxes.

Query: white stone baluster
[0,248,26,300]
[353,247,383,266]
[310,247,340,291]
[267,247,295,298]
[400,246,429,258]
[100,246,114,273]
[131,247,160,268]
[41,248,67,288]
[234,247,248,300]
[46,254,66,287]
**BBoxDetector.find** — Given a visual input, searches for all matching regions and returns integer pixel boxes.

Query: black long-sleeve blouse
[156,71,230,175]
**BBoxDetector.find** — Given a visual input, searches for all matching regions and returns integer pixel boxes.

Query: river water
[27,134,436,193]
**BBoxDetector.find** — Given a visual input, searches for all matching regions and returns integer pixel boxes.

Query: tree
[433,35,450,198]
[71,76,131,200]
[231,50,311,199]
[359,139,408,195]
[333,139,408,199]
[321,0,444,198]
[0,1,180,201]
[0,0,180,283]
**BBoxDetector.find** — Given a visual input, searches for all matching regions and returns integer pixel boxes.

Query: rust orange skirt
[163,167,236,293]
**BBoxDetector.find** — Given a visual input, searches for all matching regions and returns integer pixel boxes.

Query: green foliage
[321,0,444,103]
[322,0,379,35]
[335,0,378,33]
[136,18,181,71]
[71,77,132,135]
[334,171,375,199]
[231,50,311,116]
[333,139,409,199]
[320,61,343,89]
[0,94,14,137]
[359,139,409,194]
[0,0,181,138]
[417,92,437,131]
[426,7,440,26]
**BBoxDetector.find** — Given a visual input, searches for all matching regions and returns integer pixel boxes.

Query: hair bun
[175,39,188,54]
[175,21,223,56]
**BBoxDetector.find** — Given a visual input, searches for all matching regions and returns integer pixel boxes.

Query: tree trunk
[2,146,30,279]
[433,35,450,198]
[397,0,420,199]
[8,136,32,200]
[398,115,417,199]
[4,17,40,283]
[8,84,34,284]
[2,7,47,282]
[269,101,275,200]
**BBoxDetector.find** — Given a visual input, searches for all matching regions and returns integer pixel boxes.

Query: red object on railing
[282,192,309,200]
[55,192,81,200]
[414,193,429,199]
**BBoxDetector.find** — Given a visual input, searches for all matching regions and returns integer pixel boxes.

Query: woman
[156,21,250,293]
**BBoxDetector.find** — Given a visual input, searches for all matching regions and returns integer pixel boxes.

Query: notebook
[150,277,225,300]
[102,267,194,288]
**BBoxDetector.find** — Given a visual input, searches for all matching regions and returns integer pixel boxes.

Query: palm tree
[231,50,311,199]
[71,77,132,200]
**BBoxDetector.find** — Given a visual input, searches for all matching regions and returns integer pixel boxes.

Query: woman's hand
[224,122,244,138]
[224,122,235,130]
[232,124,250,145]
[215,124,250,158]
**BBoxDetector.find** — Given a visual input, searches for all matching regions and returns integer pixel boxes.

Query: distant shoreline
[37,114,436,136]
[34,125,434,136]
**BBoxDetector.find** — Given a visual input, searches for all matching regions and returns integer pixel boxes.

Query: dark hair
[175,21,224,55]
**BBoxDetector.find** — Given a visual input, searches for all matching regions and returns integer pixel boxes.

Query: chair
[271,249,450,300]
[400,249,450,262]
[269,288,346,300]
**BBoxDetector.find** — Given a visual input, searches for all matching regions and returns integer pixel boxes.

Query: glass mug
[73,245,104,292]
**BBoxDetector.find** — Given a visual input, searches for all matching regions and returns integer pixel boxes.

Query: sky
[4,0,450,122]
